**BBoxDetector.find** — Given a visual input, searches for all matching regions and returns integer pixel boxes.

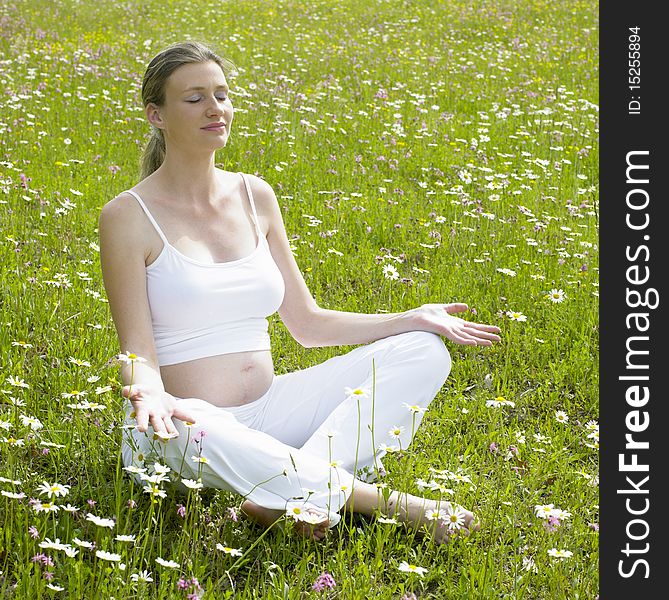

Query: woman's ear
[146,103,165,130]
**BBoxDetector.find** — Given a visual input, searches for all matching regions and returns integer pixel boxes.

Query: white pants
[122,331,452,527]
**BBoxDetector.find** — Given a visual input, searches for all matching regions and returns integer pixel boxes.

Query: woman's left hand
[411,303,502,346]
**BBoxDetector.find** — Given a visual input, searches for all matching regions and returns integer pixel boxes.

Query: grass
[0,0,598,597]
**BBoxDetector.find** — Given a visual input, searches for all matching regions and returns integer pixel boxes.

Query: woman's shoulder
[234,171,277,206]
[99,186,154,244]
[219,168,277,214]
[101,188,143,222]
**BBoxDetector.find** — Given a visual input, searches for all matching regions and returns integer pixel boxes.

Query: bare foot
[240,500,330,541]
[290,507,331,541]
[386,493,479,544]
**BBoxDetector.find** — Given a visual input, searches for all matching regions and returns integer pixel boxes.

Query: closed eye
[185,93,229,103]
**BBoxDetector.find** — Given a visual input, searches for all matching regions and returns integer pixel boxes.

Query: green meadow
[1,0,598,597]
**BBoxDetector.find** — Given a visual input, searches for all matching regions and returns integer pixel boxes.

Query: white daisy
[424,507,447,522]
[20,415,43,430]
[96,550,122,562]
[181,478,204,490]
[555,410,569,423]
[85,513,115,529]
[377,515,399,524]
[506,310,527,322]
[116,352,147,365]
[38,538,71,552]
[36,482,70,499]
[155,557,180,569]
[534,504,555,519]
[546,288,567,303]
[344,386,370,399]
[443,503,467,531]
[382,264,400,280]
[402,402,427,414]
[388,425,405,439]
[398,561,428,577]
[1,490,25,499]
[547,548,574,560]
[216,543,243,556]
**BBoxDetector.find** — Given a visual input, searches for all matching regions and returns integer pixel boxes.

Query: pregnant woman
[99,41,501,541]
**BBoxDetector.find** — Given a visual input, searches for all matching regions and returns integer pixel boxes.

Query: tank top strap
[123,189,170,246]
[239,172,263,239]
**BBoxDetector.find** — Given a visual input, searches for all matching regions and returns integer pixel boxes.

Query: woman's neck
[153,149,223,204]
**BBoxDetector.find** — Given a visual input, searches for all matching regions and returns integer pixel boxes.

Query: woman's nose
[206,98,224,115]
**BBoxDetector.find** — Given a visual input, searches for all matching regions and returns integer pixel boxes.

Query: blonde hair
[139,41,237,179]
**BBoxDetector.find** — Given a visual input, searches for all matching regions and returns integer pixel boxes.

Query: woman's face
[148,60,233,152]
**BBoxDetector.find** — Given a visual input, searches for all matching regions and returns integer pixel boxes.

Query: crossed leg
[123,332,478,542]
[238,331,478,542]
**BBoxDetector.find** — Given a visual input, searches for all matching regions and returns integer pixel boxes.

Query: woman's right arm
[99,195,195,437]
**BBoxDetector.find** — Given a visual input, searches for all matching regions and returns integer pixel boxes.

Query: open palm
[412,303,502,346]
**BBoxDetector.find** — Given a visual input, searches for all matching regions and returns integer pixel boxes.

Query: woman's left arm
[252,176,501,348]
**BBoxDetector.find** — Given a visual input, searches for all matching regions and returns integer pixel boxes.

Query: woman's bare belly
[159,350,275,408]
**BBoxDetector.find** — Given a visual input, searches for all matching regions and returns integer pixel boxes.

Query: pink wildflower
[177,577,190,590]
[312,572,336,592]
[226,507,239,522]
[543,515,561,533]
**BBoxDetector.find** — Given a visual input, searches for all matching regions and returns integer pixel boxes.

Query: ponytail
[140,127,166,180]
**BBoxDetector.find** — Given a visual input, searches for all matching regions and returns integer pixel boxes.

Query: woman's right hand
[122,384,197,438]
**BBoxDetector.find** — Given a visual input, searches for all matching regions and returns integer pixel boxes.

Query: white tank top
[123,172,285,366]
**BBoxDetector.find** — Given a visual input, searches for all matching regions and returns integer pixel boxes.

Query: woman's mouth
[202,122,226,131]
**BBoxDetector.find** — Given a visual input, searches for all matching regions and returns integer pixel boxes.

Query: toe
[464,512,480,533]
